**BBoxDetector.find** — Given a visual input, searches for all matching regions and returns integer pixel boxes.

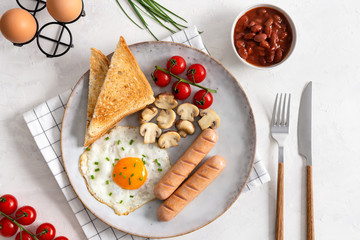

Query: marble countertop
[1,0,359,239]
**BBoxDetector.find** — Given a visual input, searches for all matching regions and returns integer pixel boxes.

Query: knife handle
[307,165,315,240]
[276,162,284,240]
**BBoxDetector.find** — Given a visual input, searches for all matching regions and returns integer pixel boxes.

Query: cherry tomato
[172,81,191,100]
[15,231,34,240]
[186,64,206,83]
[193,90,213,109]
[152,69,171,87]
[36,223,56,240]
[167,56,186,75]
[15,206,37,225]
[0,194,18,215]
[54,237,68,240]
[0,217,18,237]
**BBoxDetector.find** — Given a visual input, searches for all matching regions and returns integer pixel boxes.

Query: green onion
[105,137,109,140]
[115,0,187,40]
[139,177,143,181]
[106,180,109,185]
[120,200,123,204]
[158,168,162,171]
[154,159,161,166]
[91,175,95,179]
[130,195,134,198]
[122,147,125,151]
[131,173,134,177]
[123,167,127,169]
[115,158,120,161]
[142,158,146,165]
[119,172,123,176]
[129,178,131,185]
[117,140,121,145]
[109,192,112,196]
[106,157,110,161]
[123,175,126,179]
[95,168,100,172]
[112,163,115,167]
[94,162,99,165]
[86,147,91,151]
[129,139,134,145]
[142,154,146,158]
[113,174,116,177]
[134,163,137,167]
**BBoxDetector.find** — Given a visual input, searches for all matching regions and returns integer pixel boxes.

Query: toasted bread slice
[86,36,155,143]
[84,48,110,147]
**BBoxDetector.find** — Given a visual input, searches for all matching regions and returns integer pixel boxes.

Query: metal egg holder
[14,0,85,57]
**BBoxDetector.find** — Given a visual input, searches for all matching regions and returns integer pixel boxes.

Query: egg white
[80,126,170,215]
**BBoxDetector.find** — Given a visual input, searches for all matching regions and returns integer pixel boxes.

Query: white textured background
[0,0,359,239]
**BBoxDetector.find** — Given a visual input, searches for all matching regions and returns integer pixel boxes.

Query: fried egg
[79,126,170,215]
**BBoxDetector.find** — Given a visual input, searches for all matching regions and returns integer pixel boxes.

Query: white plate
[61,41,256,238]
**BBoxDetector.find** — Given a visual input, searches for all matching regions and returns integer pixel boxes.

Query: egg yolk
[112,157,147,190]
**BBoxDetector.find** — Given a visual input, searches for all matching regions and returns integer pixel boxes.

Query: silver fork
[271,93,291,240]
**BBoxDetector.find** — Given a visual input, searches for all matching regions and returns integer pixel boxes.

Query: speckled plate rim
[60,41,257,239]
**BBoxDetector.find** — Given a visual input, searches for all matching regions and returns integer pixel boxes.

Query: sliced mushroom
[154,93,178,109]
[158,131,181,149]
[138,105,158,124]
[156,109,176,129]
[176,103,199,122]
[175,120,195,137]
[198,109,220,130]
[139,122,162,144]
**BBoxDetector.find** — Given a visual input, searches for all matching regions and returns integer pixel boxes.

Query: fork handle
[276,162,284,240]
[307,165,315,240]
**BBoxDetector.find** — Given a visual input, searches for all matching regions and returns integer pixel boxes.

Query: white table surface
[1,0,359,239]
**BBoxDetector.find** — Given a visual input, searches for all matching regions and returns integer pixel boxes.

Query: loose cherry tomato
[152,69,171,87]
[167,56,186,75]
[0,194,18,215]
[172,81,191,100]
[193,90,213,109]
[54,237,68,240]
[0,217,18,237]
[36,223,56,240]
[15,206,37,225]
[186,64,206,83]
[15,231,34,240]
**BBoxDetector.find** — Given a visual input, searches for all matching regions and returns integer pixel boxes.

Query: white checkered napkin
[23,26,270,240]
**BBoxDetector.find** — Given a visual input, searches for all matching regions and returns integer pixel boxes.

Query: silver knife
[298,82,315,240]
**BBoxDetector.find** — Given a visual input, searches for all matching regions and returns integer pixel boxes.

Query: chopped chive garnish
[129,139,134,145]
[130,195,134,198]
[142,154,146,158]
[158,168,163,171]
[120,200,123,204]
[142,158,146,165]
[123,175,126,179]
[91,175,94,179]
[129,178,131,185]
[106,157,110,161]
[134,163,137,167]
[117,140,121,145]
[109,192,112,196]
[154,159,161,166]
[106,180,109,185]
[105,137,109,140]
[115,158,120,161]
[139,177,143,181]
[86,147,91,151]
[95,168,100,172]
[131,173,134,177]
[119,172,122,176]
[121,147,125,151]
[94,162,99,165]
[113,174,116,177]
[123,167,127,169]
[112,163,115,167]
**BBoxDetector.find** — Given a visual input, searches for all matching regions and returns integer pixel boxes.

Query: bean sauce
[234,7,293,66]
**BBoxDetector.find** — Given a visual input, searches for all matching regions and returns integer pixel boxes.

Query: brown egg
[47,0,83,23]
[0,8,37,44]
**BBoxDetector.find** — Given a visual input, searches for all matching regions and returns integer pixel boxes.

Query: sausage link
[154,129,218,200]
[158,155,226,221]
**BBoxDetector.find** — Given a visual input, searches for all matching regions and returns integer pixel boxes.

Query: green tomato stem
[155,66,217,93]
[0,210,39,240]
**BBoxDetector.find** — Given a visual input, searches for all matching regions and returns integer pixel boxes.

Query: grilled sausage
[157,155,226,221]
[154,129,218,200]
